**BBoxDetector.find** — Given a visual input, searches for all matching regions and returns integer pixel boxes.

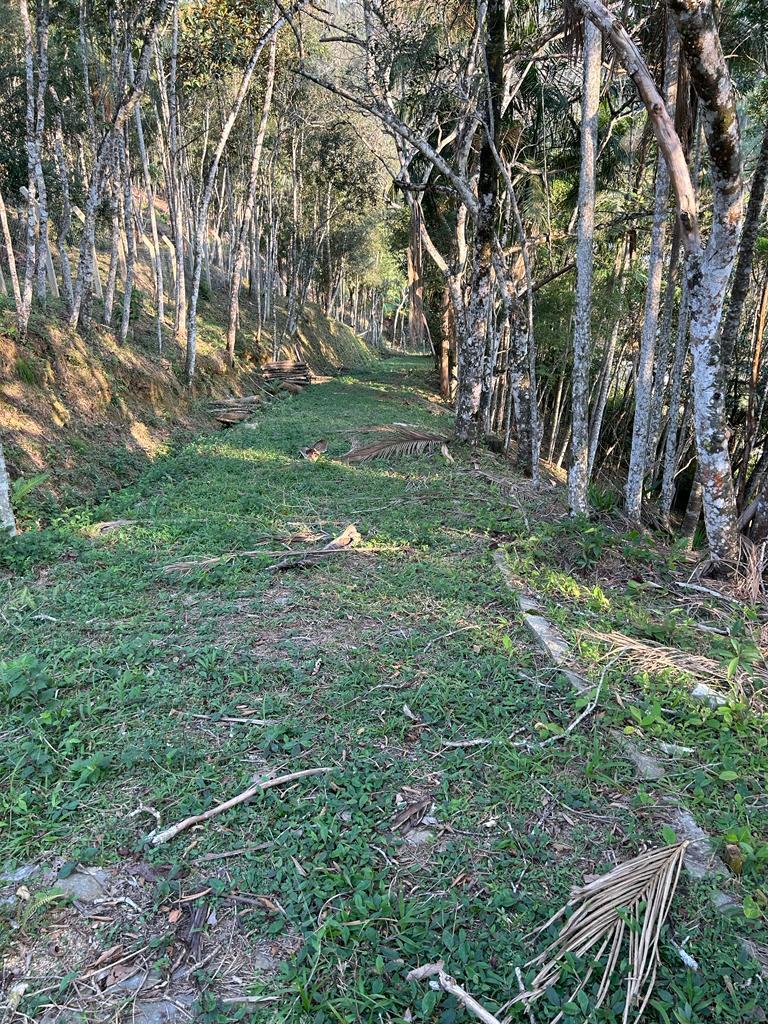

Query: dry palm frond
[341,424,450,463]
[736,535,767,605]
[513,843,688,1024]
[581,628,744,694]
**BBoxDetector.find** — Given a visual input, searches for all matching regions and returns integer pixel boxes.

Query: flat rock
[126,995,196,1024]
[405,829,434,847]
[671,809,727,880]
[56,866,111,901]
[1,863,40,884]
[690,681,728,707]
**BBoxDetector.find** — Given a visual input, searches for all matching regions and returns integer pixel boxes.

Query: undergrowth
[0,359,766,1022]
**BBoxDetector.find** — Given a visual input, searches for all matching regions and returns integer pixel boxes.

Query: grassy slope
[0,286,374,514]
[0,358,766,1023]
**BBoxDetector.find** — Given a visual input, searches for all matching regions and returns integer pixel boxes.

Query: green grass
[0,358,766,1022]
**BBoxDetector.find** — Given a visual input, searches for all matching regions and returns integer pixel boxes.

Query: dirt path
[1,358,765,1023]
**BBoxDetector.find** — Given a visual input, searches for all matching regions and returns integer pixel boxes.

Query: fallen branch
[442,738,493,749]
[538,678,604,748]
[675,581,742,606]
[268,524,361,570]
[189,713,276,726]
[163,525,362,574]
[147,767,332,846]
[406,962,503,1024]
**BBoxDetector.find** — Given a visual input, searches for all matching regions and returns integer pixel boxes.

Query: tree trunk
[660,268,691,524]
[719,119,768,368]
[407,200,427,351]
[646,225,681,472]
[52,114,74,312]
[455,0,503,441]
[625,21,678,519]
[0,438,16,537]
[226,32,277,367]
[118,134,136,346]
[579,0,742,564]
[568,18,601,516]
[131,55,164,351]
[0,188,22,312]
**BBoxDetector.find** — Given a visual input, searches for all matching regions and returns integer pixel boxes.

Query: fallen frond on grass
[581,628,747,696]
[341,423,450,463]
[512,843,688,1024]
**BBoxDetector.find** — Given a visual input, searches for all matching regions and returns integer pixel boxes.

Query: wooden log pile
[207,395,262,425]
[208,362,311,425]
[258,360,312,387]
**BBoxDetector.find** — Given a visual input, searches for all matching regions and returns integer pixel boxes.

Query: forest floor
[1,357,767,1024]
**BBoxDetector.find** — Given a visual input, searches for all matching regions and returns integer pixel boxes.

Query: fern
[18,887,67,932]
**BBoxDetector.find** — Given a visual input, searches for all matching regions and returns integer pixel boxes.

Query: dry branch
[147,767,332,846]
[406,962,503,1024]
[163,525,363,574]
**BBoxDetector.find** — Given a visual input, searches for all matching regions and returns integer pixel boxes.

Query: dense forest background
[1,0,768,574]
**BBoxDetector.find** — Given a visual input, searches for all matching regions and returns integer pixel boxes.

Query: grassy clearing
[1,358,766,1022]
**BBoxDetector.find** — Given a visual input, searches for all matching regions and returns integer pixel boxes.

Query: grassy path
[1,359,766,1022]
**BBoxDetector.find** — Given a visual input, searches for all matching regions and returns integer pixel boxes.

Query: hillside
[0,292,376,520]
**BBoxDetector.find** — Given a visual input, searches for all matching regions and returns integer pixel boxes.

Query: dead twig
[442,738,493,749]
[146,767,333,846]
[538,678,604,748]
[406,962,503,1024]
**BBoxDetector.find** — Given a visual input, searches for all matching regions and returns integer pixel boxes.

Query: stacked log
[259,360,312,387]
[207,395,262,425]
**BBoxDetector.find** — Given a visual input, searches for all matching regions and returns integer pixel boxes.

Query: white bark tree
[568,19,601,516]
[0,438,17,537]
[578,0,742,566]
[624,23,678,519]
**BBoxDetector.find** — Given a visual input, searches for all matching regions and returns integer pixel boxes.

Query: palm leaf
[514,843,688,1024]
[341,425,450,463]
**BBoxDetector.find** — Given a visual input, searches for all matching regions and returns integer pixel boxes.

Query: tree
[0,438,16,537]
[578,0,743,566]
[568,19,601,516]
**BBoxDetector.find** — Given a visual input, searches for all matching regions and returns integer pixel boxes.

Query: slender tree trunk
[118,135,136,346]
[568,19,601,515]
[625,22,678,519]
[647,225,681,471]
[660,270,691,524]
[103,170,120,326]
[226,32,277,367]
[0,188,22,312]
[52,115,74,312]
[131,57,164,351]
[440,282,452,399]
[736,269,768,503]
[18,0,39,337]
[407,200,427,351]
[32,0,50,305]
[681,474,703,545]
[455,0,503,441]
[0,438,16,537]
[720,119,768,368]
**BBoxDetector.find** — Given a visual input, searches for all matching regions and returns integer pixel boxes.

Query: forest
[0,0,767,1022]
